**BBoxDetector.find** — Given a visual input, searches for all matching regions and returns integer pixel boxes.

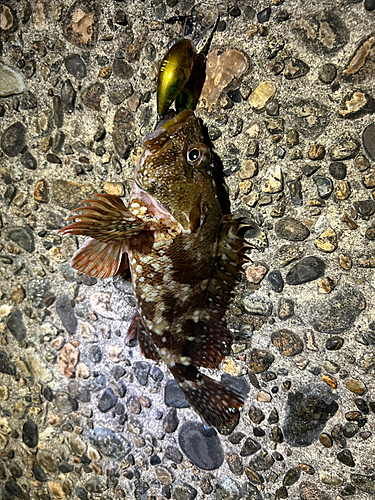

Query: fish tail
[170,364,245,428]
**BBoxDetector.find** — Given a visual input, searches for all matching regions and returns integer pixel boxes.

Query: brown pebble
[341,214,358,230]
[245,263,268,284]
[99,65,112,78]
[238,159,258,179]
[319,433,333,448]
[34,179,50,203]
[257,391,271,402]
[343,35,375,75]
[11,285,26,304]
[41,137,52,152]
[336,180,350,200]
[322,374,337,389]
[308,144,325,160]
[314,228,337,253]
[317,277,336,294]
[139,396,151,408]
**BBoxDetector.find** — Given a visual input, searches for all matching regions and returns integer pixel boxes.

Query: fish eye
[186,143,211,168]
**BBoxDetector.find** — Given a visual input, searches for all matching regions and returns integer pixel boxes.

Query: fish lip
[144,109,194,144]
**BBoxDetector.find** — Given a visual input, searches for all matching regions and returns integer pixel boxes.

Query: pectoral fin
[70,237,128,279]
[59,193,160,243]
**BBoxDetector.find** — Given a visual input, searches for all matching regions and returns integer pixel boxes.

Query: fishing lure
[59,40,246,428]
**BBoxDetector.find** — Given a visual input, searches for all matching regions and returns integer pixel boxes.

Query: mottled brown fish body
[59,109,246,428]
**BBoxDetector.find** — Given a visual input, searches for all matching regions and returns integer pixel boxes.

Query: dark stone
[285,58,310,79]
[329,162,346,180]
[208,125,222,141]
[308,284,365,334]
[275,217,310,241]
[351,474,375,494]
[248,453,275,471]
[226,452,243,475]
[268,270,284,293]
[1,122,26,157]
[32,465,47,482]
[354,200,375,217]
[270,426,284,442]
[22,419,38,448]
[7,225,35,252]
[164,445,183,463]
[112,365,126,380]
[98,388,118,413]
[52,131,66,154]
[283,384,338,446]
[43,386,54,402]
[113,59,134,79]
[248,405,265,424]
[286,256,325,285]
[178,421,224,470]
[271,329,304,356]
[7,310,27,342]
[289,98,330,139]
[325,336,344,350]
[21,91,37,110]
[247,349,275,374]
[52,95,64,128]
[287,180,303,206]
[52,179,96,211]
[264,117,284,134]
[257,7,271,23]
[319,63,337,83]
[46,153,62,164]
[108,83,133,105]
[134,361,150,386]
[329,132,360,160]
[337,449,355,467]
[164,379,190,408]
[20,150,37,170]
[253,427,265,437]
[150,454,161,465]
[65,54,87,79]
[4,481,24,499]
[81,82,104,110]
[76,487,89,500]
[362,123,375,161]
[283,467,301,486]
[365,0,375,10]
[61,79,77,113]
[301,163,321,177]
[87,427,131,459]
[355,398,369,414]
[28,278,50,308]
[164,408,179,433]
[313,176,333,198]
[343,421,358,438]
[56,295,78,334]
[88,345,102,363]
[0,351,16,376]
[63,0,100,48]
[59,461,74,473]
[240,437,261,456]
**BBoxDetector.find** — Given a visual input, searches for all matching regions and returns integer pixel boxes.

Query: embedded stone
[362,122,375,161]
[271,329,304,356]
[286,256,325,285]
[0,62,26,96]
[314,228,337,253]
[275,217,310,241]
[248,81,276,111]
[1,122,26,157]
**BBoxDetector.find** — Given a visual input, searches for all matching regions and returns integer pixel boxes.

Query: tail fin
[170,364,245,428]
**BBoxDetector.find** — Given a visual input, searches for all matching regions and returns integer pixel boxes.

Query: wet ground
[0,0,375,499]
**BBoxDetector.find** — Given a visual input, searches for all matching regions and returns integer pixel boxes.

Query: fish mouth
[143,108,194,144]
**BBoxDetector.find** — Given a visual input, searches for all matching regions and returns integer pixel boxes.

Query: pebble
[345,379,366,395]
[329,132,360,160]
[164,380,189,408]
[245,263,268,283]
[339,254,352,270]
[87,427,131,459]
[329,161,346,179]
[308,284,365,334]
[284,58,310,79]
[283,467,301,486]
[178,421,223,470]
[0,62,26,96]
[240,437,261,456]
[286,256,325,285]
[318,63,337,83]
[22,419,39,448]
[226,452,244,475]
[98,388,118,412]
[248,81,276,111]
[164,408,179,433]
[81,82,104,110]
[263,165,283,193]
[319,433,333,448]
[257,7,271,22]
[287,179,303,206]
[268,270,284,292]
[283,384,338,446]
[275,217,310,241]
[58,343,79,378]
[52,179,95,211]
[242,293,273,316]
[313,176,333,198]
[337,449,355,467]
[63,1,99,48]
[247,349,275,373]
[7,225,35,252]
[0,351,16,376]
[314,228,337,253]
[354,199,375,217]
[56,295,78,334]
[336,180,351,200]
[362,123,375,160]
[308,144,325,160]
[271,330,304,356]
[7,310,27,342]
[351,474,375,494]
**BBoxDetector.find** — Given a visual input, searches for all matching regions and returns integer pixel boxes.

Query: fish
[59,41,246,429]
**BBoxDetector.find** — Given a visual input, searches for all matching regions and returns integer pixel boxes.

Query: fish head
[134,109,216,231]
